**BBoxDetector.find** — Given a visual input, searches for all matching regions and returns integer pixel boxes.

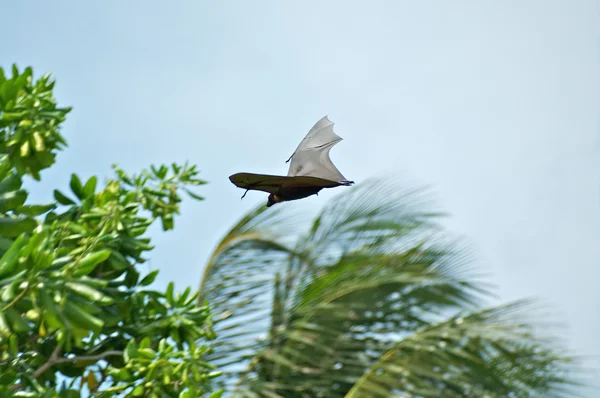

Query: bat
[229,116,354,207]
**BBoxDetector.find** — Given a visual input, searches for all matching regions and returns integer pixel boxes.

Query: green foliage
[0,64,220,397]
[199,181,582,397]
[0,65,71,181]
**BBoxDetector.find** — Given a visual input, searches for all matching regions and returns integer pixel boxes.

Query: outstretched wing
[229,173,343,195]
[286,116,350,183]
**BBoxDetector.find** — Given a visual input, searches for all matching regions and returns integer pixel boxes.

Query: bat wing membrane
[229,172,342,195]
[287,116,350,183]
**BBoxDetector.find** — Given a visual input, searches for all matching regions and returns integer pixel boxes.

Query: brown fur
[266,194,282,207]
[266,186,324,207]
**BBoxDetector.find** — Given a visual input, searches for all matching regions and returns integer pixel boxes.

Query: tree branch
[2,286,29,311]
[13,346,123,391]
[53,350,123,366]
[32,345,62,379]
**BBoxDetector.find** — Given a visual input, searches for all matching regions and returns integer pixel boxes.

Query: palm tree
[198,178,579,397]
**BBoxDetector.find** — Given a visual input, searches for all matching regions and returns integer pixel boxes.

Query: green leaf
[0,237,13,253]
[83,176,97,197]
[131,385,144,397]
[166,282,175,305]
[0,216,36,237]
[15,203,57,216]
[53,189,76,205]
[208,390,224,398]
[69,174,84,200]
[63,300,104,333]
[65,282,113,304]
[177,286,191,306]
[86,371,99,392]
[39,289,66,331]
[117,368,133,382]
[0,190,28,212]
[137,347,156,359]
[184,188,204,201]
[0,158,12,181]
[2,279,21,302]
[124,339,138,362]
[159,214,174,231]
[8,333,18,356]
[73,249,111,276]
[4,307,30,332]
[0,312,9,337]
[139,269,159,286]
[158,338,167,352]
[32,132,45,152]
[139,336,151,349]
[0,173,22,193]
[20,141,30,157]
[169,326,181,344]
[107,250,129,270]
[1,111,28,122]
[0,233,28,277]
[124,267,139,287]
[77,276,108,289]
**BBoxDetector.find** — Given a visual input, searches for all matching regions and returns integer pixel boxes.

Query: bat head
[266,193,283,207]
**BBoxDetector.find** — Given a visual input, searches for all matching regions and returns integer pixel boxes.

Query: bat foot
[241,189,249,199]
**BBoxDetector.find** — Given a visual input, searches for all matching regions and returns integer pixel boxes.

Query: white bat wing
[286,116,349,183]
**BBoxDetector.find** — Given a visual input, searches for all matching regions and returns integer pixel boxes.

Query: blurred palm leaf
[199,178,579,397]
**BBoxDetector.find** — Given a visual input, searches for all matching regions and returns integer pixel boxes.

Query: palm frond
[300,178,444,260]
[198,177,581,397]
[198,203,303,390]
[346,300,580,398]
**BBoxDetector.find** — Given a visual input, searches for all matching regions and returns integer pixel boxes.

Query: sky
[3,0,599,394]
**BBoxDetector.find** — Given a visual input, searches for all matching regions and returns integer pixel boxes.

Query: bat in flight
[229,116,354,207]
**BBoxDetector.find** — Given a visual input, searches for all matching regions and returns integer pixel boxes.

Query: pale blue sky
[3,1,599,395]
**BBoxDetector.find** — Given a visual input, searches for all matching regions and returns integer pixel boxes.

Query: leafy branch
[0,64,220,397]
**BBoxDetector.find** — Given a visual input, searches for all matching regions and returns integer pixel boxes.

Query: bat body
[229,116,354,207]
